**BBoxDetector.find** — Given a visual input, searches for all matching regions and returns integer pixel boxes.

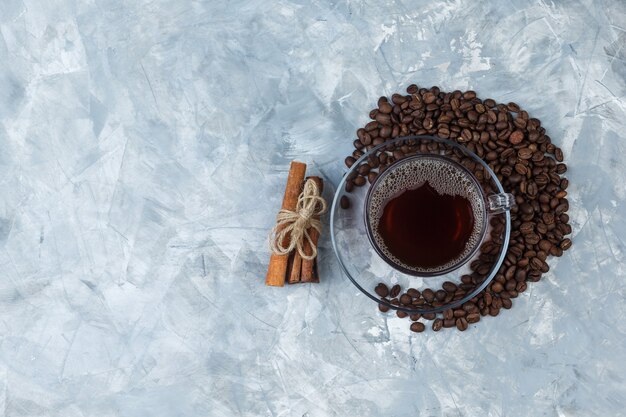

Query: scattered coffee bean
[456,317,469,331]
[410,322,426,333]
[422,312,436,320]
[432,319,443,331]
[340,195,350,210]
[399,294,412,305]
[374,283,389,298]
[390,284,401,298]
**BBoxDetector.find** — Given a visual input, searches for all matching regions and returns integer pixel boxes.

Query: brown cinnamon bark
[265,161,307,286]
[287,250,302,284]
[300,176,323,283]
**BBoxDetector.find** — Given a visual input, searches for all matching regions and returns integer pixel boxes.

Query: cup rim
[330,135,512,314]
[363,153,488,277]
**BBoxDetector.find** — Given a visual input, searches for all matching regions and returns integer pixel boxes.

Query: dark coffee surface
[377,182,475,269]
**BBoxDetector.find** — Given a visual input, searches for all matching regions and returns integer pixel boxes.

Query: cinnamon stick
[301,176,323,283]
[265,161,307,287]
[287,250,302,284]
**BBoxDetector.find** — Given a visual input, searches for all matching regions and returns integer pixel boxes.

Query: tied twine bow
[269,178,327,260]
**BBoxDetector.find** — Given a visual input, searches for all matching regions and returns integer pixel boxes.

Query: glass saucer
[330,136,511,314]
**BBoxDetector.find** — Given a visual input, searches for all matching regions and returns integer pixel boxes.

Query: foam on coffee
[368,156,485,273]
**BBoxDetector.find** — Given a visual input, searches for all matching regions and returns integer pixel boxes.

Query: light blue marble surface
[0,0,624,416]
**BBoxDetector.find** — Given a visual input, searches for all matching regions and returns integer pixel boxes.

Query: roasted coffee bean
[502,298,512,309]
[390,284,401,298]
[378,303,390,313]
[432,318,444,331]
[410,313,421,321]
[443,318,456,328]
[357,163,370,175]
[379,101,393,114]
[422,288,435,303]
[509,130,524,145]
[368,172,378,184]
[397,310,408,318]
[555,147,564,162]
[410,322,426,333]
[345,156,356,167]
[399,294,412,305]
[453,309,467,318]
[442,281,457,293]
[560,238,572,250]
[340,196,351,210]
[422,312,436,320]
[467,313,480,323]
[406,84,418,94]
[406,288,420,298]
[443,309,454,320]
[518,148,533,160]
[456,317,469,331]
[353,175,366,186]
[374,283,389,298]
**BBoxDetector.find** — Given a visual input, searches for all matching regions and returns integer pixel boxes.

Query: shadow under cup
[331,135,516,314]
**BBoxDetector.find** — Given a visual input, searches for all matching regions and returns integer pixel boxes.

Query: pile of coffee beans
[343,85,572,332]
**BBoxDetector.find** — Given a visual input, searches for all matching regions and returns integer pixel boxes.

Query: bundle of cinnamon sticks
[265,161,323,286]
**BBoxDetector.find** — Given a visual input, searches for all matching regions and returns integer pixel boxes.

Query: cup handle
[487,193,515,214]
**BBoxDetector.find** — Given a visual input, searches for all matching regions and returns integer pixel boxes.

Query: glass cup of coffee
[331,135,515,314]
[365,153,514,276]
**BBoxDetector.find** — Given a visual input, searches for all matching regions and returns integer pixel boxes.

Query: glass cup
[331,136,516,314]
[364,153,514,277]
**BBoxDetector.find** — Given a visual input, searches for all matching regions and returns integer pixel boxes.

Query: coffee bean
[410,313,421,321]
[432,319,443,331]
[422,288,435,303]
[410,322,425,333]
[390,284,401,298]
[379,101,393,114]
[456,317,469,331]
[509,130,524,144]
[374,283,389,298]
[422,92,437,104]
[378,303,390,313]
[407,84,418,94]
[368,172,378,184]
[466,313,480,323]
[422,312,436,320]
[453,309,466,318]
[407,288,420,298]
[518,148,533,160]
[399,294,412,305]
[394,310,407,319]
[443,309,454,320]
[357,164,370,175]
[555,147,564,162]
[345,156,356,168]
[353,176,366,186]
[340,196,351,210]
[560,238,572,250]
[442,281,457,293]
[443,318,456,328]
